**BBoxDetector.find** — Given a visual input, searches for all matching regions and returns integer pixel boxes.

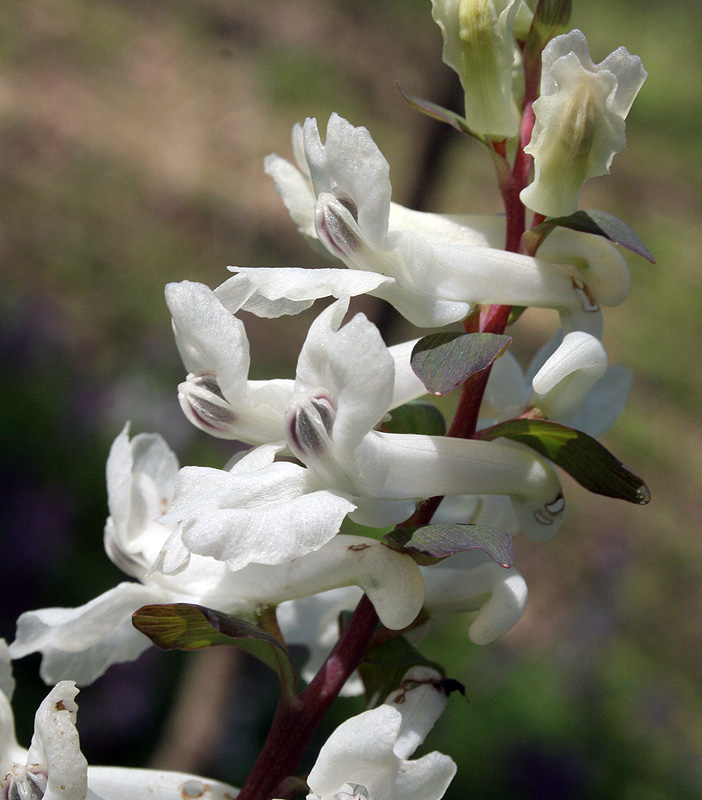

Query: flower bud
[431,0,524,138]
[520,29,646,217]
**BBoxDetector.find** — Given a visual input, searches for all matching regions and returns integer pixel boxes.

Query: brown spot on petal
[347,543,370,551]
[571,277,599,312]
[55,700,67,711]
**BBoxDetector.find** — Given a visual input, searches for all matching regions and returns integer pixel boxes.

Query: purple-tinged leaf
[133,603,294,685]
[479,418,651,504]
[381,399,446,436]
[390,523,514,568]
[411,332,512,396]
[528,210,655,262]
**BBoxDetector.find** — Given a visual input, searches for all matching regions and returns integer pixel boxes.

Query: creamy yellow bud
[521,29,646,217]
[432,0,522,139]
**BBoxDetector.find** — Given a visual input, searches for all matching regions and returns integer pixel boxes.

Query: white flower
[10,428,424,685]
[166,280,294,443]
[1,678,88,800]
[483,329,632,437]
[286,300,565,536]
[306,666,456,800]
[168,280,426,442]
[0,642,239,800]
[157,298,565,583]
[277,542,529,696]
[86,768,240,800]
[520,29,647,217]
[155,442,357,573]
[430,0,527,138]
[417,550,528,645]
[1,639,87,800]
[237,113,629,335]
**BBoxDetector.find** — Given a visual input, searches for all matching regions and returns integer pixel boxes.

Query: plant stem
[238,46,542,800]
[236,596,379,800]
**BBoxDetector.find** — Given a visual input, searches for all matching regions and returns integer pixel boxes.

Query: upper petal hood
[304,114,392,249]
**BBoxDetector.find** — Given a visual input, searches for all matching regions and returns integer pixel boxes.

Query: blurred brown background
[1,1,701,798]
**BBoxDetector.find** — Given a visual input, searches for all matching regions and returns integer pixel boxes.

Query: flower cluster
[6,3,648,799]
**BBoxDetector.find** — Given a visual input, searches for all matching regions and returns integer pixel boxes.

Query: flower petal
[160,462,355,572]
[325,313,395,455]
[221,267,389,319]
[355,432,565,540]
[27,682,87,800]
[9,583,163,685]
[392,751,457,800]
[87,767,239,800]
[242,535,424,630]
[0,641,26,772]
[531,331,608,421]
[263,151,317,240]
[385,666,447,760]
[387,338,427,408]
[421,551,528,644]
[521,30,646,216]
[166,280,250,401]
[306,704,403,798]
[304,114,392,248]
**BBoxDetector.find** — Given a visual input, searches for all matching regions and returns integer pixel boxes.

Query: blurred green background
[1,0,701,798]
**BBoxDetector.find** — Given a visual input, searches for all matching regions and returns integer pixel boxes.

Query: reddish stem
[410,76,540,526]
[236,595,379,800]
[238,45,545,800]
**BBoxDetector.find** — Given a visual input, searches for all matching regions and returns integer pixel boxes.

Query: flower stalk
[236,596,380,800]
[237,35,544,796]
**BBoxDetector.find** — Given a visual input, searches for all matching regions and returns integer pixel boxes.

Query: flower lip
[316,193,364,259]
[178,371,238,434]
[287,393,336,459]
[6,766,48,800]
[285,393,360,493]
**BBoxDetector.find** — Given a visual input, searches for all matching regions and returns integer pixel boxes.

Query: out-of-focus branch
[148,647,241,775]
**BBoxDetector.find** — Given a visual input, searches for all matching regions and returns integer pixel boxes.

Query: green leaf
[531,210,655,262]
[381,399,446,436]
[133,603,295,686]
[395,81,511,189]
[396,81,473,136]
[359,634,446,708]
[411,332,512,396]
[479,419,651,504]
[390,523,514,568]
[525,0,572,51]
[507,306,527,326]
